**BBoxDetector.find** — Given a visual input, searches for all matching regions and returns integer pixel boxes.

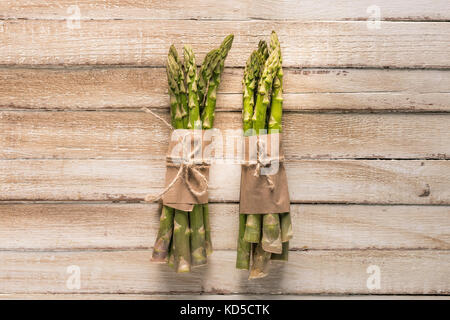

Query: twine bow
[142,108,209,203]
[248,136,285,192]
[145,130,210,203]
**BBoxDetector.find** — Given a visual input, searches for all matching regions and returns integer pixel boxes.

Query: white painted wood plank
[0,203,448,250]
[1,0,448,21]
[1,68,448,111]
[0,160,448,204]
[2,112,449,160]
[0,250,447,294]
[1,20,448,67]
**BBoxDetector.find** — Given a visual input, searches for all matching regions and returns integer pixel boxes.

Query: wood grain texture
[0,160,448,204]
[0,203,448,250]
[1,0,449,21]
[1,68,448,111]
[1,20,449,67]
[0,250,447,294]
[2,112,449,160]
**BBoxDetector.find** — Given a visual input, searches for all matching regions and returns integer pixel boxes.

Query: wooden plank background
[0,0,449,299]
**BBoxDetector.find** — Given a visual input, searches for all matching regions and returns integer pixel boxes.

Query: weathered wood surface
[2,0,449,21]
[1,21,449,67]
[1,68,448,111]
[0,0,449,298]
[0,203,448,250]
[0,250,447,294]
[2,112,449,160]
[0,160,448,204]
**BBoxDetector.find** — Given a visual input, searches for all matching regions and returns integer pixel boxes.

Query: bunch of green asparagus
[152,35,234,273]
[236,31,293,279]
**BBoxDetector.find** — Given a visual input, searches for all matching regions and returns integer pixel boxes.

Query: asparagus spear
[242,50,261,134]
[252,47,279,133]
[190,204,207,266]
[203,204,213,256]
[269,31,294,257]
[201,35,234,255]
[152,205,175,262]
[184,45,202,130]
[248,33,284,278]
[181,45,207,268]
[272,212,292,261]
[258,40,269,61]
[151,51,184,263]
[174,209,191,273]
[201,34,234,129]
[249,243,272,279]
[261,32,284,255]
[198,49,219,109]
[236,213,251,269]
[167,236,176,268]
[280,212,293,242]
[168,46,189,126]
[271,241,289,261]
[244,44,280,246]
[261,213,282,254]
[237,48,265,267]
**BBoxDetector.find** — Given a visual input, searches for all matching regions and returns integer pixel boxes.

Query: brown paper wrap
[239,133,290,214]
[162,129,213,212]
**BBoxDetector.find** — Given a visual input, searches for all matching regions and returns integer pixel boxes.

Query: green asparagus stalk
[268,31,293,254]
[190,204,207,266]
[167,54,184,129]
[152,205,175,262]
[182,45,206,268]
[201,34,234,129]
[151,50,184,263]
[244,42,280,246]
[261,213,282,254]
[258,40,269,61]
[184,45,202,130]
[167,237,176,268]
[160,45,193,272]
[203,203,213,256]
[243,214,262,243]
[242,50,261,134]
[201,35,234,256]
[238,46,266,267]
[236,214,251,269]
[252,48,280,133]
[173,210,191,273]
[249,243,272,279]
[260,31,284,255]
[168,46,188,126]
[198,49,219,109]
[280,211,293,242]
[271,241,289,261]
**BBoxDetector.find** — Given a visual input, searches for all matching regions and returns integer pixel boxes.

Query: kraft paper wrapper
[239,133,290,214]
[162,129,212,212]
